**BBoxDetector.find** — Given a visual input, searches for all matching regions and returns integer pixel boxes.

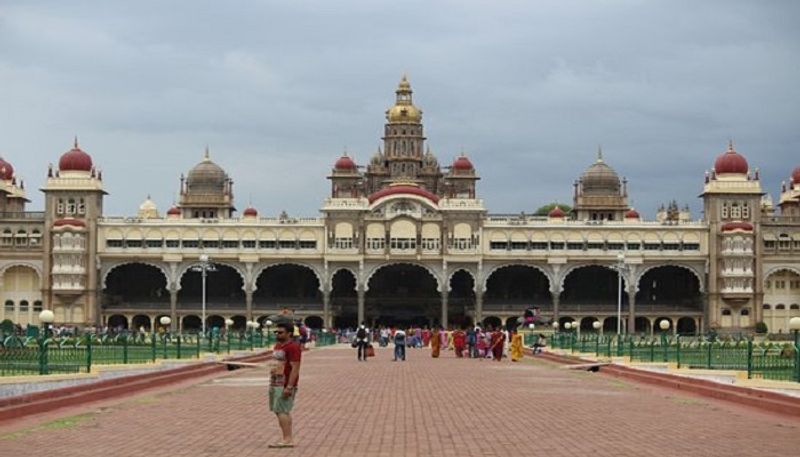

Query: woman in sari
[510,330,523,362]
[430,326,441,358]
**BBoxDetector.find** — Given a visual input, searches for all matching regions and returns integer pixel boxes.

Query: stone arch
[557,263,627,294]
[0,261,43,280]
[182,315,202,331]
[107,314,128,329]
[635,263,705,293]
[305,315,324,329]
[763,266,800,285]
[131,315,151,331]
[364,262,442,292]
[447,268,477,292]
[254,261,324,293]
[635,265,703,309]
[102,261,170,290]
[177,260,247,291]
[329,266,358,291]
[482,263,553,293]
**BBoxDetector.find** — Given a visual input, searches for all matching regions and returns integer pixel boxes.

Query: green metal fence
[0,331,278,377]
[545,332,800,382]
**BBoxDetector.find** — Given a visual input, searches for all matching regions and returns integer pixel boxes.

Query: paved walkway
[1,345,798,456]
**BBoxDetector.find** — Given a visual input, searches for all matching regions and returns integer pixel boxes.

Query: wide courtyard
[1,345,798,456]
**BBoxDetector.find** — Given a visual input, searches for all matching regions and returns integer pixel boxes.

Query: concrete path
[1,345,797,456]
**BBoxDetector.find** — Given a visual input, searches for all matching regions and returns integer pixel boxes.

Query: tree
[535,203,572,216]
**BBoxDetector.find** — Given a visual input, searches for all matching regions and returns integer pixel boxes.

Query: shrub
[754,321,768,334]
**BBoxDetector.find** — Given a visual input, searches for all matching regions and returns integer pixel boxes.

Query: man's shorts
[268,386,296,414]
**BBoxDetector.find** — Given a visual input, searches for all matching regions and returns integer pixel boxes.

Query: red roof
[53,218,86,227]
[243,206,258,216]
[0,158,14,180]
[334,155,356,170]
[452,155,473,171]
[368,185,439,204]
[714,143,748,175]
[167,206,181,216]
[721,221,754,232]
[59,141,93,172]
[792,166,800,184]
[548,206,566,218]
[625,208,640,219]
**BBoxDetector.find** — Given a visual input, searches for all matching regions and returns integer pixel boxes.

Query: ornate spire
[596,145,604,162]
[74,136,79,149]
[203,145,210,161]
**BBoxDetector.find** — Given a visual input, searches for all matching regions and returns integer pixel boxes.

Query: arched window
[33,300,42,312]
[776,304,786,310]
[4,300,14,312]
[721,309,732,316]
[763,304,771,310]
[740,308,750,316]
[20,300,29,311]
[791,304,799,310]
[67,198,76,214]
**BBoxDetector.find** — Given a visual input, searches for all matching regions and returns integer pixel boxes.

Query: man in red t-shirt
[268,321,302,448]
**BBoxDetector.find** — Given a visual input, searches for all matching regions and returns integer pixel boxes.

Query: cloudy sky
[1,0,798,218]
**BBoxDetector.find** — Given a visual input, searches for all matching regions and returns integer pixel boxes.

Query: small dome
[791,166,800,183]
[452,155,474,171]
[59,139,93,172]
[386,76,422,124]
[721,221,754,232]
[138,196,159,219]
[186,150,228,194]
[0,157,14,180]
[580,151,620,195]
[625,208,640,219]
[714,142,748,175]
[548,206,566,218]
[334,154,357,171]
[167,206,181,216]
[243,206,258,217]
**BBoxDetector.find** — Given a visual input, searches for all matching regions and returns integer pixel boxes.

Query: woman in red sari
[452,329,466,358]
[490,327,505,362]
[422,327,431,347]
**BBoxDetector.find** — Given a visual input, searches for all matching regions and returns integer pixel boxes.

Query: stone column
[169,287,178,332]
[323,290,331,329]
[475,291,483,326]
[627,289,636,334]
[357,286,365,325]
[441,289,449,328]
[245,289,254,321]
[551,292,560,323]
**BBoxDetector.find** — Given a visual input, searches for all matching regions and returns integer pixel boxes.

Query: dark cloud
[0,0,798,217]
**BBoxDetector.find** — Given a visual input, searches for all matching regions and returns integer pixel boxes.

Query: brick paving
[1,345,798,456]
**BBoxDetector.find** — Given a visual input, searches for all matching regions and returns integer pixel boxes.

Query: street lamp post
[659,319,670,362]
[224,318,234,353]
[38,310,55,375]
[191,255,216,336]
[266,319,273,345]
[160,316,171,358]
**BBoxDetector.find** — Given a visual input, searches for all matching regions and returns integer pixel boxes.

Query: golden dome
[385,75,422,123]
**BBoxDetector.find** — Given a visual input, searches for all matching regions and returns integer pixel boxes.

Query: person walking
[268,321,302,449]
[393,327,407,361]
[355,324,369,361]
[466,327,477,358]
[452,328,466,358]
[510,329,524,362]
[430,326,441,358]
[490,327,505,362]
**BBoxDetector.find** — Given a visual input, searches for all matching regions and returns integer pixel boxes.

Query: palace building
[1,77,799,334]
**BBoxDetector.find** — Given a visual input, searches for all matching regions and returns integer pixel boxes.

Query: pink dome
[167,206,181,216]
[334,155,356,170]
[59,139,93,172]
[548,206,566,218]
[625,208,640,219]
[0,157,14,180]
[53,218,86,227]
[243,206,258,216]
[714,142,748,175]
[368,185,439,204]
[791,166,800,184]
[721,221,754,232]
[452,155,474,171]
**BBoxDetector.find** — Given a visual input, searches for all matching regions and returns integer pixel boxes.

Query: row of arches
[107,314,326,331]
[475,315,699,335]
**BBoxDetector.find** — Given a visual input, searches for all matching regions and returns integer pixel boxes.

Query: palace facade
[1,77,799,334]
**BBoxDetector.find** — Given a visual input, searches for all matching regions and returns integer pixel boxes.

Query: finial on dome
[727,139,734,152]
[597,145,604,162]
[203,145,210,161]
[74,136,79,149]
